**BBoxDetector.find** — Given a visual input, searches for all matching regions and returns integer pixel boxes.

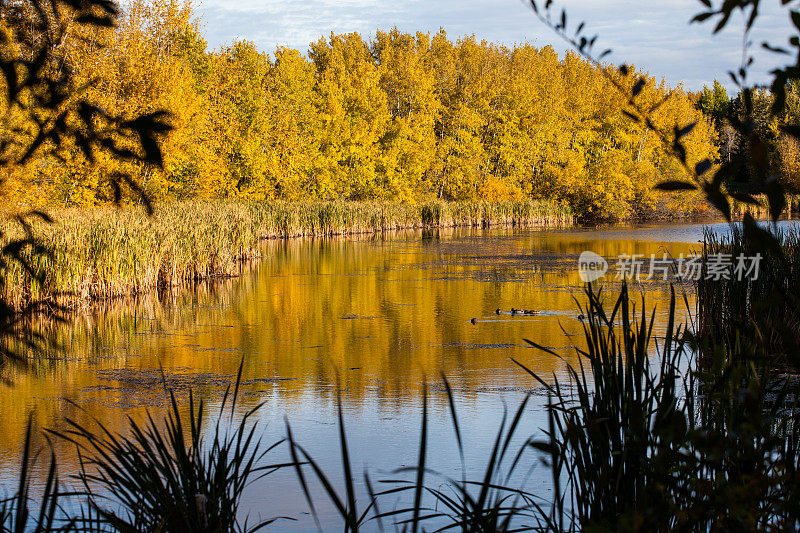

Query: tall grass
[516,285,691,530]
[699,224,800,366]
[381,379,539,532]
[0,199,571,308]
[286,376,539,532]
[256,199,572,236]
[518,282,800,531]
[0,420,71,532]
[49,361,289,532]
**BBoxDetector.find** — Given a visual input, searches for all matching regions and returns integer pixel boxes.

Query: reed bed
[254,198,572,237]
[699,224,800,365]
[0,199,572,308]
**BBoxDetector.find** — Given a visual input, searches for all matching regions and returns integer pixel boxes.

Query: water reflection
[0,223,715,529]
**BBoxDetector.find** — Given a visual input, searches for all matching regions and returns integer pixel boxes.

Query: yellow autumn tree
[35,0,211,205]
[372,29,441,202]
[309,33,391,199]
[4,2,720,220]
[262,47,324,200]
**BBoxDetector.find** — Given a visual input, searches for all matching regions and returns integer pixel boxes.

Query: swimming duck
[470,317,478,325]
[511,308,519,315]
[524,310,537,315]
[495,308,502,315]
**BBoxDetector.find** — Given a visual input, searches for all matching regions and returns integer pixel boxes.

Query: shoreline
[9,197,783,310]
[2,200,573,308]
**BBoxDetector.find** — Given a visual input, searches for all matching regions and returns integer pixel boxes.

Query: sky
[191,0,794,91]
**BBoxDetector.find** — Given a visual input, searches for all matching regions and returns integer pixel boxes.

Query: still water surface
[0,221,777,530]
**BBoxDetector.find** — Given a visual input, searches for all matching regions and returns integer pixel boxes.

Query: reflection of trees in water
[0,228,695,463]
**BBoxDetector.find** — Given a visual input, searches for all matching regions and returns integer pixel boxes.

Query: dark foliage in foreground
[523,284,800,531]
[0,420,72,533]
[700,225,800,367]
[517,285,692,531]
[273,282,800,531]
[0,0,172,370]
[43,362,288,533]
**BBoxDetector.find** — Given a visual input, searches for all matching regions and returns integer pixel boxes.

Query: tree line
[3,0,719,220]
[696,79,800,196]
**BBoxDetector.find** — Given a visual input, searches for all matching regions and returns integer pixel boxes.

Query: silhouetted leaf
[676,122,697,138]
[772,71,789,115]
[766,178,786,222]
[108,179,122,206]
[703,181,731,221]
[673,140,687,163]
[691,12,714,23]
[74,14,114,26]
[729,192,761,205]
[622,110,640,122]
[742,213,781,254]
[529,441,559,456]
[24,210,53,224]
[695,159,712,176]
[713,9,733,33]
[632,77,646,97]
[780,125,800,139]
[792,10,800,30]
[655,181,697,191]
[122,111,173,167]
[760,41,784,56]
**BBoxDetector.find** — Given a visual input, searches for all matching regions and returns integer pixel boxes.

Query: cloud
[192,0,793,90]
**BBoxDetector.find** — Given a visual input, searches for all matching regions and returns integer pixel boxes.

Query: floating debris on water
[442,342,521,349]
[92,369,297,393]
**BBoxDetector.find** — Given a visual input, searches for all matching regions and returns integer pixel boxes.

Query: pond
[0,220,780,530]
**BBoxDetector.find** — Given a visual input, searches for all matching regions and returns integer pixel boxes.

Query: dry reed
[0,199,572,307]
